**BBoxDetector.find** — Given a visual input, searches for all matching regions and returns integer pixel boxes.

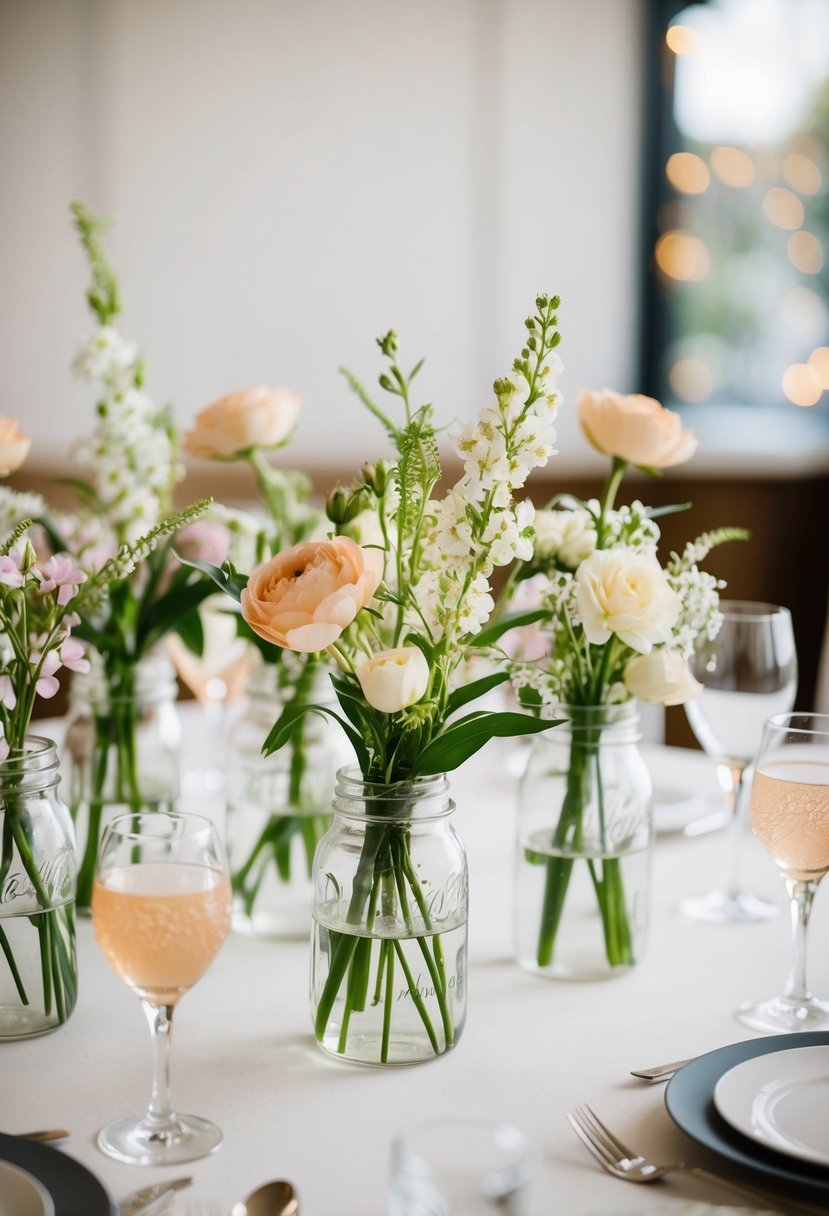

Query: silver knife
[119,1176,193,1216]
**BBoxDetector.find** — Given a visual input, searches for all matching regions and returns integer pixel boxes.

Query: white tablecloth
[5,720,828,1216]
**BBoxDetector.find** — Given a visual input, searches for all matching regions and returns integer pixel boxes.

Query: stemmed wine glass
[682,601,797,923]
[92,811,231,1164]
[739,713,829,1032]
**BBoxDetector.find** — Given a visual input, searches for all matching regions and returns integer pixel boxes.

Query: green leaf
[444,670,510,717]
[263,700,369,771]
[138,579,220,655]
[175,554,248,601]
[174,606,205,657]
[473,609,547,649]
[414,711,563,775]
[647,502,692,519]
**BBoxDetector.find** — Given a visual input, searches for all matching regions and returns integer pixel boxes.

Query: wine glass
[739,713,829,1032]
[681,601,797,923]
[92,810,231,1164]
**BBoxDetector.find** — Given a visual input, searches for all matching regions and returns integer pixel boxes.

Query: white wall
[0,0,644,474]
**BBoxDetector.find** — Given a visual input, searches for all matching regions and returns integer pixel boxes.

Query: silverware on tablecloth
[18,1128,70,1143]
[231,1179,299,1216]
[118,1175,193,1216]
[630,1056,695,1081]
[567,1103,824,1216]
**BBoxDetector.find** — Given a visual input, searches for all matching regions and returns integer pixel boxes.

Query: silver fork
[567,1103,825,1216]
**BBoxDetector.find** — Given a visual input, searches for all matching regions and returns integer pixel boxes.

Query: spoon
[231,1180,298,1216]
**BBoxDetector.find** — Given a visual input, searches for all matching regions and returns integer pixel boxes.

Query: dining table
[4,710,829,1216]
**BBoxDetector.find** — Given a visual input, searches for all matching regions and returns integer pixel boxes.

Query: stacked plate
[665,1031,829,1205]
[0,1134,114,1216]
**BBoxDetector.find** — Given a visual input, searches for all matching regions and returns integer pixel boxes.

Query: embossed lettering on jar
[311,768,468,1066]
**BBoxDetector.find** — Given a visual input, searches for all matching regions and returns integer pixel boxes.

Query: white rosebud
[533,507,596,567]
[356,646,430,714]
[575,548,680,654]
[623,649,703,706]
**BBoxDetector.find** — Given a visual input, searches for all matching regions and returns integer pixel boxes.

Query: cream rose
[356,646,430,714]
[184,385,300,459]
[575,548,680,653]
[623,649,703,706]
[577,388,697,469]
[533,507,596,568]
[241,537,383,653]
[0,418,31,475]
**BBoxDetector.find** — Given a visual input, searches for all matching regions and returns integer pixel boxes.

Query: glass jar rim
[0,735,61,793]
[103,809,217,843]
[333,765,454,821]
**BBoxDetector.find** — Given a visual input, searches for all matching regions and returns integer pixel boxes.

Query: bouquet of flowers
[0,423,203,1033]
[195,295,565,1061]
[506,388,746,975]
[48,203,212,906]
[183,388,339,933]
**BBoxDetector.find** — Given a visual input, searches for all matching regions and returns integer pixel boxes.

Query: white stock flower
[575,548,680,654]
[624,649,703,706]
[356,646,430,714]
[0,488,45,540]
[73,326,139,393]
[533,507,596,567]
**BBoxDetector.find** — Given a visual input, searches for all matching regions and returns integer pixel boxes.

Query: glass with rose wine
[92,811,231,1164]
[682,602,797,923]
[738,713,829,1033]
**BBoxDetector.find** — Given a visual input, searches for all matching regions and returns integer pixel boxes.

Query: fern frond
[669,526,750,573]
[0,520,32,557]
[339,367,397,439]
[70,201,121,325]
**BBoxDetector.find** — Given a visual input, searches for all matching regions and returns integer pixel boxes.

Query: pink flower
[0,550,24,589]
[60,636,90,675]
[37,555,87,606]
[32,650,61,699]
[0,675,16,710]
[176,521,231,567]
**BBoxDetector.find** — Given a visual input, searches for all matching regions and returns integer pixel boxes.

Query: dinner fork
[567,1104,825,1216]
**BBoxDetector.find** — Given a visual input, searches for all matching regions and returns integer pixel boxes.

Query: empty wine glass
[682,601,797,924]
[92,810,231,1164]
[738,713,829,1032]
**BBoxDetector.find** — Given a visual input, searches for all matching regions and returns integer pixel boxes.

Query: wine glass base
[737,994,829,1034]
[97,1112,222,1165]
[679,888,779,925]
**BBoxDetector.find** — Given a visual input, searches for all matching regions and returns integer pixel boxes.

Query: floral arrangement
[0,422,202,1025]
[196,296,566,1058]
[49,203,212,905]
[506,387,747,971]
[183,386,332,921]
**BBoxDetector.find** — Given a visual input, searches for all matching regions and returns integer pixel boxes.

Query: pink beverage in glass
[93,862,231,1005]
[752,761,829,883]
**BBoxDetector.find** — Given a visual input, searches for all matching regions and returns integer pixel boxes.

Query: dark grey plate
[665,1031,829,1203]
[0,1133,115,1216]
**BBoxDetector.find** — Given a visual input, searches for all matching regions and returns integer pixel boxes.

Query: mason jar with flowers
[188,298,567,1064]
[506,387,747,980]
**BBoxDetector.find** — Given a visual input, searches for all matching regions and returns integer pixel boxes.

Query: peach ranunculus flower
[0,418,31,475]
[577,388,697,469]
[184,385,300,459]
[241,537,383,653]
[575,548,680,654]
[623,648,702,706]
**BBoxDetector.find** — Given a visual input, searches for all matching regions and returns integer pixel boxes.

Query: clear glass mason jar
[515,703,653,980]
[312,767,468,1066]
[63,652,181,910]
[0,738,78,1039]
[225,662,351,939]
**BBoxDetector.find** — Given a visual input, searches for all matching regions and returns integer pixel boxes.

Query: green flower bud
[361,460,390,496]
[19,539,38,574]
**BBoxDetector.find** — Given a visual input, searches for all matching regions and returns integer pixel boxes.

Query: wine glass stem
[142,1000,177,1130]
[783,879,817,1004]
[720,761,747,896]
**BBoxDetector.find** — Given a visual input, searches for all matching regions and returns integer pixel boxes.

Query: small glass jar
[63,652,181,910]
[0,738,78,1039]
[225,662,352,939]
[514,703,653,980]
[312,767,468,1066]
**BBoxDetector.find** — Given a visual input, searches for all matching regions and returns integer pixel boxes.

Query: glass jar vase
[225,662,351,939]
[63,652,181,910]
[312,767,468,1067]
[514,703,653,980]
[0,738,78,1039]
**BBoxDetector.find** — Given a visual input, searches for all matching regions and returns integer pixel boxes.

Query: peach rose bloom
[577,388,697,468]
[241,537,383,653]
[184,385,300,459]
[0,418,31,475]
